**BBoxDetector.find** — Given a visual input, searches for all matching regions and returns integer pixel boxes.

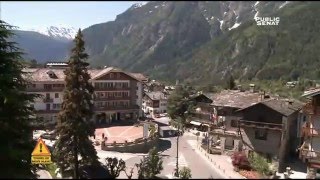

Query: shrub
[231,151,251,171]
[179,167,192,179]
[248,152,271,176]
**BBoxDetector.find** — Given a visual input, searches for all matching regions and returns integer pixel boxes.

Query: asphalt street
[117,135,223,179]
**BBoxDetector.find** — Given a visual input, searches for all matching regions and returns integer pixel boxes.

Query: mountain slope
[12,30,70,63]
[81,1,298,83]
[178,1,320,85]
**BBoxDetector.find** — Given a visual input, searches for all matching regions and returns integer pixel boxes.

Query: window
[231,120,238,127]
[46,93,50,99]
[255,129,267,140]
[110,73,114,79]
[55,93,59,98]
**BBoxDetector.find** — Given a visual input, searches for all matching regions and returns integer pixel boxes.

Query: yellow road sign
[31,138,52,164]
[31,155,52,164]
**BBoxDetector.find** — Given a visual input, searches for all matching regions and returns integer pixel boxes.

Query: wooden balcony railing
[26,88,65,92]
[300,147,320,159]
[94,105,140,111]
[94,87,131,91]
[238,119,283,131]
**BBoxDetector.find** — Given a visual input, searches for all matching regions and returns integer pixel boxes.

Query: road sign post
[31,138,52,165]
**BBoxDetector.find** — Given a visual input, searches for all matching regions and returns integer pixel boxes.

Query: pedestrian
[102,133,105,139]
[93,134,96,139]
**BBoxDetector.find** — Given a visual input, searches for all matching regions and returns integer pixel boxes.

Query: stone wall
[101,137,159,153]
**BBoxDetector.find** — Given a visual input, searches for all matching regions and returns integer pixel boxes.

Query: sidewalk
[186,139,245,179]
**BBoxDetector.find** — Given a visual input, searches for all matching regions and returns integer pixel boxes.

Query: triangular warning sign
[32,138,51,156]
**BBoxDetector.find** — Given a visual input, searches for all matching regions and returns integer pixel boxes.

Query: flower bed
[239,170,260,179]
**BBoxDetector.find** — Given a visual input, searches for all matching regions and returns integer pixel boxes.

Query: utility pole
[174,124,180,178]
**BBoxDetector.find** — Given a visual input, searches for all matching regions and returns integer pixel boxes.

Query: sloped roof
[302,88,320,98]
[130,73,149,81]
[209,90,263,109]
[145,91,167,100]
[23,67,142,82]
[237,98,304,117]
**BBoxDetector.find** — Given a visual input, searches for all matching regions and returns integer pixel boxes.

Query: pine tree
[136,147,163,179]
[53,29,99,178]
[0,20,38,178]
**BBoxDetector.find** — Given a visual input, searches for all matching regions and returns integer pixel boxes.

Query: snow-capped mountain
[28,26,77,42]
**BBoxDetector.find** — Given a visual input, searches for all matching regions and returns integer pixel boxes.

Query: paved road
[117,134,223,179]
[36,170,52,179]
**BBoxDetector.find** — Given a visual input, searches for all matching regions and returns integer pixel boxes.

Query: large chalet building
[24,64,145,126]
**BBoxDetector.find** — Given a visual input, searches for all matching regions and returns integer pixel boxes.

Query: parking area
[94,126,144,143]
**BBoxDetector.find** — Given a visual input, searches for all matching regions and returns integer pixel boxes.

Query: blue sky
[1,1,147,30]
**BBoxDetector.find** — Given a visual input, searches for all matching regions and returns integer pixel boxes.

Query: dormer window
[47,70,57,79]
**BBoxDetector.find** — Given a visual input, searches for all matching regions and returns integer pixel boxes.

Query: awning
[189,121,201,126]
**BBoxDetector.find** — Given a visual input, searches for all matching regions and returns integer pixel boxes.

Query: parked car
[40,132,57,140]
[155,114,161,118]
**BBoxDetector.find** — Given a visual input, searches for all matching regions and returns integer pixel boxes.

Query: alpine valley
[12,1,320,85]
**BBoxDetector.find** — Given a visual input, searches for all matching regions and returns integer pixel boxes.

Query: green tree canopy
[0,20,38,178]
[167,84,196,126]
[136,147,163,179]
[53,29,99,178]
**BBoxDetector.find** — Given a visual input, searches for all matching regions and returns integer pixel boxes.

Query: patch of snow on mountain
[28,26,77,41]
[211,16,214,20]
[279,1,289,9]
[154,5,159,9]
[219,20,224,30]
[229,22,241,30]
[254,1,259,7]
[149,10,153,13]
[132,3,144,9]
[224,11,227,15]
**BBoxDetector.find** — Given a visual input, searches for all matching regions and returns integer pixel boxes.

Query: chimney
[249,84,256,93]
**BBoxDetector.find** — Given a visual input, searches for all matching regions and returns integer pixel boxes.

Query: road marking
[118,126,135,137]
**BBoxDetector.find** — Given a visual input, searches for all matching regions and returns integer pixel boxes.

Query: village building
[299,88,320,178]
[24,65,144,127]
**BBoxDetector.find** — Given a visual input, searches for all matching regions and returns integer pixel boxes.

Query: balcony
[26,87,65,92]
[43,98,54,103]
[299,142,320,159]
[238,119,283,131]
[210,128,240,138]
[94,105,140,111]
[94,96,131,101]
[94,87,131,91]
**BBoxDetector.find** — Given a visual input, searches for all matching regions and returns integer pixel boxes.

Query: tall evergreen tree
[0,20,38,178]
[53,29,99,178]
